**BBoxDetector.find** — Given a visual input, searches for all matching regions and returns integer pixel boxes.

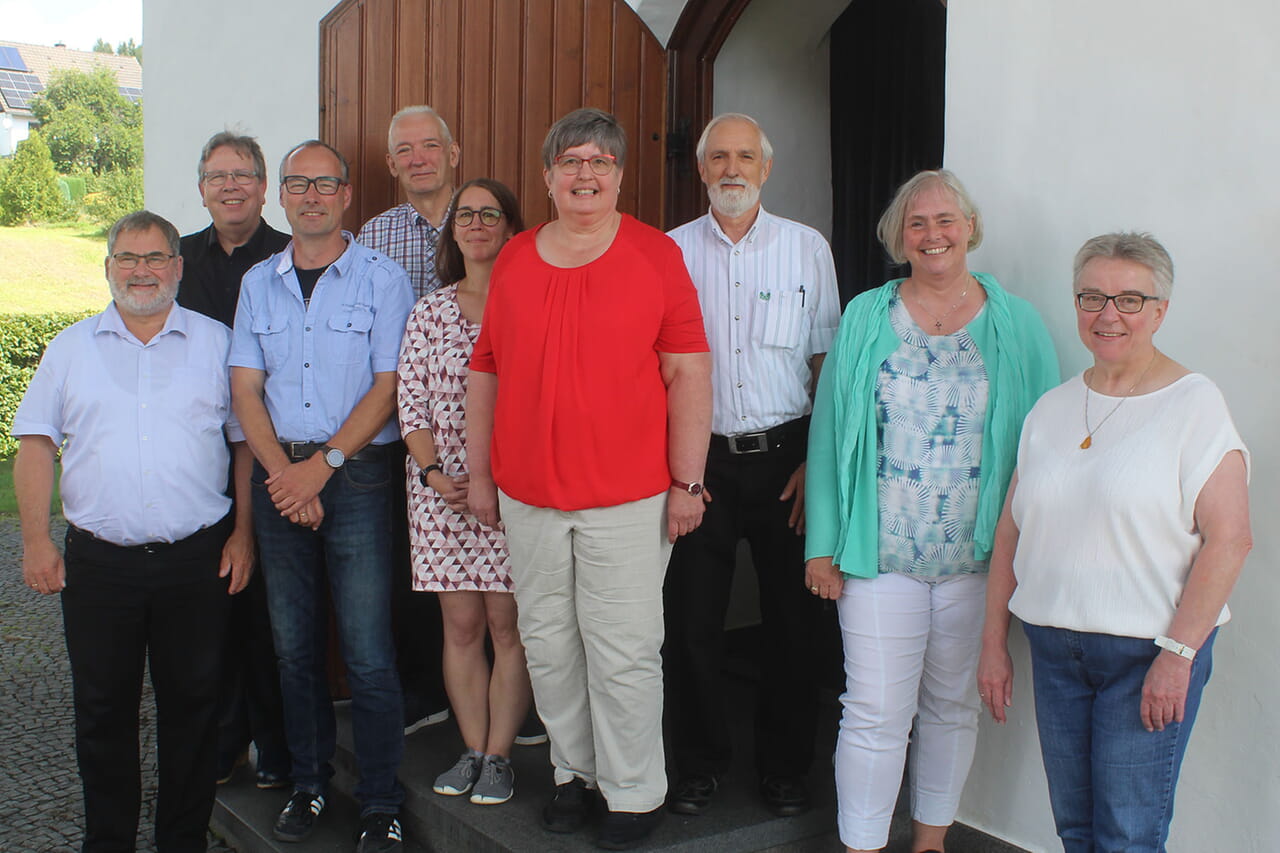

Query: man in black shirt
[177,130,291,788]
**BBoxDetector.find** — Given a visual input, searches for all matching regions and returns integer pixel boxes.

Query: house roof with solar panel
[0,40,142,120]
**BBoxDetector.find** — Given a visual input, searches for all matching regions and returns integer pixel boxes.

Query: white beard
[707,181,760,219]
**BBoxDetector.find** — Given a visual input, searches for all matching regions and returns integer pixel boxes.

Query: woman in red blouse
[467,108,711,850]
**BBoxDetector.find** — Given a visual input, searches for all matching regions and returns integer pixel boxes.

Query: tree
[115,39,143,63]
[92,38,114,54]
[31,68,142,175]
[0,132,65,225]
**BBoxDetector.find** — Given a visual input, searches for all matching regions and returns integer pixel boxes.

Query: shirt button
[141,435,149,441]
[140,403,147,409]
[304,363,310,368]
[741,415,747,421]
[736,382,743,388]
[305,326,312,332]
[735,281,741,287]
[304,402,311,408]
[734,250,741,256]
[735,348,741,354]
[734,314,740,321]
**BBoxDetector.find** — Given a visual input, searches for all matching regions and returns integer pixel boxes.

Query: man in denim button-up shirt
[229,139,414,852]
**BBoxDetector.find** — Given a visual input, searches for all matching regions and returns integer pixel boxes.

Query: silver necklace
[1080,353,1157,449]
[910,278,970,332]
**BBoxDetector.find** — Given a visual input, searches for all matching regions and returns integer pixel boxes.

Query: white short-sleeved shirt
[11,304,236,546]
[1008,372,1249,638]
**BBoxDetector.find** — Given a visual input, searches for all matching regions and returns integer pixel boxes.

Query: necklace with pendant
[1080,352,1157,449]
[910,277,971,332]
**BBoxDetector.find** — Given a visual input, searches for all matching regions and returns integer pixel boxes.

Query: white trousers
[834,571,986,850]
[498,491,672,812]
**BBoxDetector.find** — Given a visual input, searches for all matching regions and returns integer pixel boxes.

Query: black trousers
[215,565,288,776]
[663,431,820,779]
[61,518,231,853]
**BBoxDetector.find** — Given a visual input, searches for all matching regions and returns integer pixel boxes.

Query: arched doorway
[319,0,669,233]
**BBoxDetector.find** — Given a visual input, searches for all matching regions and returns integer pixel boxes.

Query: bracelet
[418,463,443,488]
[1154,635,1197,661]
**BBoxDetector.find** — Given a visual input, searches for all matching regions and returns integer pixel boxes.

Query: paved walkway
[0,517,234,852]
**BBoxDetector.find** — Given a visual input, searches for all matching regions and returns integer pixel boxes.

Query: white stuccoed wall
[947,4,1279,851]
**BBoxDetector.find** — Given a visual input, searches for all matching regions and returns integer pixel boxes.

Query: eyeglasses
[201,169,260,187]
[1075,292,1163,314]
[111,252,176,270]
[553,154,617,176]
[454,207,503,227]
[281,175,347,195]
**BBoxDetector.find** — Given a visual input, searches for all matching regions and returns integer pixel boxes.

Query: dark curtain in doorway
[829,0,947,304]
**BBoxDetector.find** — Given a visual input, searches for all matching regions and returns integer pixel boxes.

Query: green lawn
[0,222,112,315]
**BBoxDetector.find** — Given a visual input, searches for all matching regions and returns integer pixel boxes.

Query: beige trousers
[498,491,672,813]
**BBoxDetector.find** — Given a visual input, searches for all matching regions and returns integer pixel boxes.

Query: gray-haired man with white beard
[664,113,840,818]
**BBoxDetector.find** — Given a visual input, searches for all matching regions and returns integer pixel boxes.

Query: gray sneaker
[469,754,514,805]
[433,750,482,796]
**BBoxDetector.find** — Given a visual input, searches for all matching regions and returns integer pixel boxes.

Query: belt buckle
[283,441,309,461]
[729,432,769,454]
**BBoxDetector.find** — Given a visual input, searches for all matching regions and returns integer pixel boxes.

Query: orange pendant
[1079,435,1092,449]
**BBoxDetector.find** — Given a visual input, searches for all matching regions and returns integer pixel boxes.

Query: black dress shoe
[760,774,811,817]
[597,807,663,850]
[667,773,719,815]
[543,777,596,833]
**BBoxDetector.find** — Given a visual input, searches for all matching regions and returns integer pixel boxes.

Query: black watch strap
[418,463,444,487]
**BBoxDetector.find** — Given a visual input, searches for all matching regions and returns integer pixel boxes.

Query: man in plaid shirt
[357,105,460,299]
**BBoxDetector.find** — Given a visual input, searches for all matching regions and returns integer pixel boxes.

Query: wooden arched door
[320,0,668,232]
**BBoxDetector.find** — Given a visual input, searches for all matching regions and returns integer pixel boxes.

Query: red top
[471,214,709,510]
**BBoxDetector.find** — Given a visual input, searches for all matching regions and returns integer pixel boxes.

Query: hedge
[1,311,93,457]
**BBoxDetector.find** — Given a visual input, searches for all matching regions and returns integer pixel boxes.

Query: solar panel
[118,86,142,103]
[0,46,28,72]
[0,70,43,111]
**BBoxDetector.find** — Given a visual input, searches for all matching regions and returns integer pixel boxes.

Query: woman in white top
[977,232,1252,853]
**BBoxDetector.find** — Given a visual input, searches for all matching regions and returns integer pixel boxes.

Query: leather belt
[279,441,389,463]
[712,416,809,455]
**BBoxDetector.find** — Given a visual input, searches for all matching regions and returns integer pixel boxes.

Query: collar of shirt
[275,230,359,280]
[704,205,770,249]
[95,300,189,347]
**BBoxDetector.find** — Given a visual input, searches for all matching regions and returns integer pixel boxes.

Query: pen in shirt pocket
[799,285,806,307]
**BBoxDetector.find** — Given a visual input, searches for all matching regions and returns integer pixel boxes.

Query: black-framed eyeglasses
[111,252,176,270]
[201,169,260,187]
[454,207,503,227]
[1075,292,1163,314]
[553,154,617,176]
[281,175,348,195]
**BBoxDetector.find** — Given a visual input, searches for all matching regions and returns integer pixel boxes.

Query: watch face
[324,448,345,468]
[688,482,703,496]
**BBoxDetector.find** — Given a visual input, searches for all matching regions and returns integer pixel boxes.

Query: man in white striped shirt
[664,113,840,819]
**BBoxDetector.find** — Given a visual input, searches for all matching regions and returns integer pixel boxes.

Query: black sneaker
[597,807,663,850]
[760,774,810,817]
[667,773,718,815]
[273,790,325,842]
[356,813,403,853]
[542,777,594,833]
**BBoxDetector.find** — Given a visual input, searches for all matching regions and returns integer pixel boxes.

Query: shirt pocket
[759,287,807,349]
[251,317,291,373]
[328,305,376,365]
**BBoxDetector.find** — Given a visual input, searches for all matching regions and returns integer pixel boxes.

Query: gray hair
[1073,232,1174,300]
[198,130,267,182]
[877,169,984,265]
[695,112,774,163]
[279,140,350,183]
[107,210,181,256]
[541,108,627,169]
[387,105,454,150]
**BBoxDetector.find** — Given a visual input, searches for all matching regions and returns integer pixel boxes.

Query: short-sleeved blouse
[470,214,709,511]
[1008,372,1249,637]
[398,286,512,592]
[875,294,989,577]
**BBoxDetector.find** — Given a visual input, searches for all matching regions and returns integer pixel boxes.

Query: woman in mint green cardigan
[804,170,1058,853]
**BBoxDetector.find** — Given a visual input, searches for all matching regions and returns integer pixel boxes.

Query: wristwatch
[418,463,443,488]
[320,444,346,469]
[1154,635,1197,661]
[671,478,704,497]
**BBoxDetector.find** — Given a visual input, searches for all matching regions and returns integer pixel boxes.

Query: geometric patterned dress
[397,284,513,592]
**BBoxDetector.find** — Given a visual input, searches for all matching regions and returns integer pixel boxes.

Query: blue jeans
[1023,623,1216,853]
[253,455,404,814]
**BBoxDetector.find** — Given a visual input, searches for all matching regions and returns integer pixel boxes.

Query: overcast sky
[1,0,142,52]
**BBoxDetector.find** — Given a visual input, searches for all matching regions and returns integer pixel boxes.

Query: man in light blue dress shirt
[229,140,414,853]
[13,210,255,852]
[665,114,840,819]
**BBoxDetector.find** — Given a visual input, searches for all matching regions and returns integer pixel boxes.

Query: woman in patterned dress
[804,170,1059,853]
[396,178,528,806]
